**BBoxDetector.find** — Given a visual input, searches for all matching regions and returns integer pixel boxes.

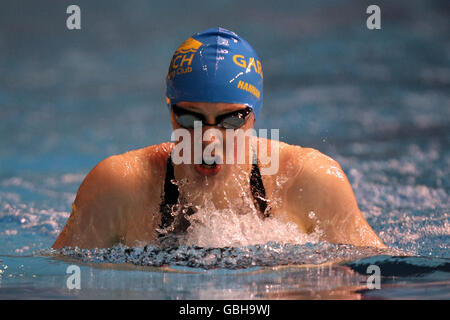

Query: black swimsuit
[158,155,271,240]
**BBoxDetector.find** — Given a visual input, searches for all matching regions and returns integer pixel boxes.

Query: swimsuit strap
[159,156,179,230]
[250,161,271,218]
[250,142,271,218]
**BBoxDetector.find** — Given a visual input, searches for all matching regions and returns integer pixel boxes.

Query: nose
[204,114,216,125]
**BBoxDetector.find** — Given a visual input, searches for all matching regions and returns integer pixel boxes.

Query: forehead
[176,101,247,114]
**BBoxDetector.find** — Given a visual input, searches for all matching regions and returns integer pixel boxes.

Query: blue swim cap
[166,27,263,119]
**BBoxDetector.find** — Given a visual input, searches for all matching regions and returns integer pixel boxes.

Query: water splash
[43,242,398,270]
[179,199,319,248]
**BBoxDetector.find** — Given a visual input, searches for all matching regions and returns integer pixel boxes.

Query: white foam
[178,194,321,248]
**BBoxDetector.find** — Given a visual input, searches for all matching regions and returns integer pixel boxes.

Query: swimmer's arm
[289,149,385,248]
[52,156,128,249]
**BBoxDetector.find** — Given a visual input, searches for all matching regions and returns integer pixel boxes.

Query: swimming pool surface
[0,0,449,299]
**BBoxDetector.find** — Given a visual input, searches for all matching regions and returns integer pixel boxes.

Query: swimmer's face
[170,102,255,178]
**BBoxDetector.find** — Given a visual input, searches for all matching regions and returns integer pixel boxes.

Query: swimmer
[53,27,385,249]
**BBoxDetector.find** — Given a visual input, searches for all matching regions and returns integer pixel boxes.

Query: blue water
[0,0,449,299]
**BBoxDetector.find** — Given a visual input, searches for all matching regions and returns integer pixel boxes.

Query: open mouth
[194,159,222,176]
[201,158,217,168]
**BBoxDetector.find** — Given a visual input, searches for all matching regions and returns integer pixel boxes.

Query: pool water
[0,0,449,299]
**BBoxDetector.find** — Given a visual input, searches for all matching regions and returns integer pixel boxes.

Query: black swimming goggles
[171,104,253,129]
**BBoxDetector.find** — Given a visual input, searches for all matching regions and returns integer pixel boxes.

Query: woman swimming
[53,27,385,249]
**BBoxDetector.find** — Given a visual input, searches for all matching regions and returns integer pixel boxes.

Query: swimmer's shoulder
[297,147,344,179]
[256,137,344,181]
[280,144,341,183]
[78,142,174,203]
[284,146,350,200]
[53,143,175,249]
[121,141,175,179]
[255,137,312,176]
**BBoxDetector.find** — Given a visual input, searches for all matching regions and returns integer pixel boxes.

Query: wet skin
[53,102,385,249]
